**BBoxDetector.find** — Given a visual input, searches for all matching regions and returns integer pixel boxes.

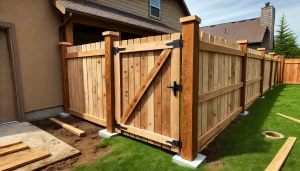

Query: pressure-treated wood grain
[283,59,300,84]
[0,143,29,156]
[265,137,296,171]
[49,118,86,136]
[0,141,22,149]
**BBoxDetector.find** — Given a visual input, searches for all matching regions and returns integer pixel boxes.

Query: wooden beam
[49,118,86,136]
[277,113,300,124]
[59,42,71,46]
[238,40,248,112]
[269,53,275,88]
[64,14,73,45]
[198,83,243,103]
[52,0,66,14]
[0,143,29,156]
[65,49,105,58]
[180,15,200,161]
[0,151,51,171]
[247,53,263,59]
[69,109,107,126]
[120,49,171,124]
[199,41,244,56]
[0,141,22,149]
[258,48,266,97]
[60,43,71,113]
[103,31,120,133]
[246,77,262,85]
[265,137,297,171]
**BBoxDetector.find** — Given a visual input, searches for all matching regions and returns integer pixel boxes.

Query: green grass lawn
[72,84,300,171]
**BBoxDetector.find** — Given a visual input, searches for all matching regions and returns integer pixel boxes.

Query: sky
[185,0,300,44]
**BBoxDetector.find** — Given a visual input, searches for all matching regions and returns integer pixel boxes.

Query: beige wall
[0,0,63,112]
[92,0,186,31]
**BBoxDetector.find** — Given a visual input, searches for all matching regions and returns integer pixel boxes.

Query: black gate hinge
[113,47,126,54]
[165,39,183,48]
[167,81,182,96]
[115,120,127,130]
[166,140,182,148]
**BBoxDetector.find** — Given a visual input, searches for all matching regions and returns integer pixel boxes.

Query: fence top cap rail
[180,15,201,23]
[257,48,266,51]
[269,52,276,55]
[237,40,248,44]
[102,31,119,36]
[59,42,72,46]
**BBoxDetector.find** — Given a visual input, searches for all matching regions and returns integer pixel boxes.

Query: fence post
[59,42,72,113]
[103,31,120,133]
[269,52,275,88]
[274,56,279,86]
[180,15,200,161]
[258,48,266,96]
[237,40,248,113]
[281,56,285,83]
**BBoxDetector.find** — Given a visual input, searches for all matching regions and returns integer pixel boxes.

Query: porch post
[237,40,248,113]
[103,31,120,133]
[258,48,266,96]
[59,42,72,113]
[180,15,200,161]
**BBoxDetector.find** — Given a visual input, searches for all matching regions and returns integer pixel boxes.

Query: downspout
[59,12,73,42]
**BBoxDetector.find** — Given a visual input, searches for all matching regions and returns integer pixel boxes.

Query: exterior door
[0,29,17,123]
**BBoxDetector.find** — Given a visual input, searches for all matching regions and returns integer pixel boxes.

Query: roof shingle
[200,18,267,44]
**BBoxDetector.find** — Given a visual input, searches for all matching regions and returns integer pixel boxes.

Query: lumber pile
[0,141,50,170]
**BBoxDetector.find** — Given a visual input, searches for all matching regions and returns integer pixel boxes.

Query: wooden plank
[201,32,209,135]
[265,137,297,171]
[140,37,148,132]
[246,77,262,85]
[127,39,135,127]
[49,118,86,136]
[199,41,244,56]
[277,113,300,124]
[114,41,121,122]
[91,48,99,117]
[69,109,107,126]
[96,54,104,119]
[198,83,243,103]
[86,45,93,115]
[0,141,22,149]
[121,40,129,125]
[65,49,105,58]
[101,42,107,121]
[81,45,89,114]
[0,143,29,156]
[133,38,141,131]
[116,39,178,54]
[0,151,50,171]
[120,49,171,124]
[247,53,263,59]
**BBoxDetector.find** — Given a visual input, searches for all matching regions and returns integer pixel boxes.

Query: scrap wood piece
[0,140,22,149]
[0,143,29,156]
[49,118,85,137]
[276,113,300,124]
[0,151,51,171]
[265,137,297,171]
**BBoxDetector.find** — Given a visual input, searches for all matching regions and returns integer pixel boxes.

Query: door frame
[0,22,24,122]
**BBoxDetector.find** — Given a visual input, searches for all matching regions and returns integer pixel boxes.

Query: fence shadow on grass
[202,84,286,162]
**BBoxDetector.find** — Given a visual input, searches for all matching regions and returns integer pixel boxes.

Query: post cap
[257,48,266,51]
[269,52,276,55]
[237,40,248,44]
[102,31,120,36]
[59,42,72,46]
[180,15,201,23]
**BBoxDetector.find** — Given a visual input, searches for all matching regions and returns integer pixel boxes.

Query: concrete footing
[59,112,71,118]
[260,96,265,99]
[172,153,206,168]
[25,106,63,122]
[240,111,249,116]
[99,129,119,138]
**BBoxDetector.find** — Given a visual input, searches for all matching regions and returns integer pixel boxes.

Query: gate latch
[115,120,127,130]
[113,47,126,54]
[166,140,182,148]
[167,81,182,96]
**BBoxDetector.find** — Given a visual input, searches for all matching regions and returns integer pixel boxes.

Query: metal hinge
[113,47,126,54]
[165,39,183,48]
[167,81,182,96]
[166,140,182,148]
[115,120,127,130]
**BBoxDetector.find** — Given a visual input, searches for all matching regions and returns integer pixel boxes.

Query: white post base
[59,112,70,118]
[240,111,249,116]
[172,153,206,169]
[260,96,265,99]
[270,88,274,90]
[99,129,119,138]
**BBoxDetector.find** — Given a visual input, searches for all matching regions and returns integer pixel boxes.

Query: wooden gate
[113,33,181,152]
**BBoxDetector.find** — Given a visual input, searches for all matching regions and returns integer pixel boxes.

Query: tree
[274,14,300,58]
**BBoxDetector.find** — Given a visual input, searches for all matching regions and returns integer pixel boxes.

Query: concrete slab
[0,122,80,170]
[99,129,119,138]
[172,153,206,168]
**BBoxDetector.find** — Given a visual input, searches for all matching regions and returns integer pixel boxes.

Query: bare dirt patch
[32,116,112,171]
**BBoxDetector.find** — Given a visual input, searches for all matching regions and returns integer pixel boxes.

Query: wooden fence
[283,58,300,84]
[59,15,280,162]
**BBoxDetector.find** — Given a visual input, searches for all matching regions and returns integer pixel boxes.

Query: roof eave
[179,0,191,16]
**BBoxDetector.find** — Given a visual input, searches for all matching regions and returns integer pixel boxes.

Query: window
[150,0,160,19]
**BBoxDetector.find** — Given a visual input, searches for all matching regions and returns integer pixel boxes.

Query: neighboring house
[201,2,275,53]
[0,0,189,124]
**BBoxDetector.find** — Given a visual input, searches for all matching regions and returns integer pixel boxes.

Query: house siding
[90,0,186,31]
[0,0,63,112]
